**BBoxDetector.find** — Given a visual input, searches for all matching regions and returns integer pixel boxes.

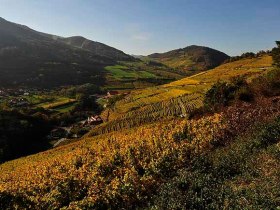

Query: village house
[86,115,103,125]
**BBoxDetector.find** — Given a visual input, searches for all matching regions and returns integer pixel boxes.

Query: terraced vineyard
[92,93,203,135]
[99,55,272,133]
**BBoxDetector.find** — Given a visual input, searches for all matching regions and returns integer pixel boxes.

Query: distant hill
[0,17,134,87]
[148,45,230,74]
[131,54,145,59]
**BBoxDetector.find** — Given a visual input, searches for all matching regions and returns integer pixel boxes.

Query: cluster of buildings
[8,98,29,107]
[50,115,104,141]
[0,88,32,97]
[0,88,33,107]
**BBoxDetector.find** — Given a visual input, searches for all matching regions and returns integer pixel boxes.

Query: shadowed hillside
[0,18,134,88]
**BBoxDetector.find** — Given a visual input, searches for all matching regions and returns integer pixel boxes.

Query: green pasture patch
[53,102,77,113]
[105,65,157,80]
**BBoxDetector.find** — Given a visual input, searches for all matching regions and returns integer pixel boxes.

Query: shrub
[252,117,280,148]
[272,41,280,68]
[149,168,232,210]
[204,77,248,110]
[204,81,233,109]
[252,68,280,97]
[234,86,254,102]
[150,116,280,210]
[107,94,126,107]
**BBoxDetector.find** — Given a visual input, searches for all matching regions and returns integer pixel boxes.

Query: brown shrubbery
[204,67,280,112]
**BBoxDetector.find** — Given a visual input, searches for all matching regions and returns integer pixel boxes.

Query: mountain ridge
[59,36,134,61]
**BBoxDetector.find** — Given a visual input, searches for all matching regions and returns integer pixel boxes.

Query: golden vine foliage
[0,114,226,209]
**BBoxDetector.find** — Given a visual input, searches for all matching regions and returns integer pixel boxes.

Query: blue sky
[0,0,280,56]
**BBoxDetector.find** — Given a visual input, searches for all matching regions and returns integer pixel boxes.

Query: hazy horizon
[1,0,279,56]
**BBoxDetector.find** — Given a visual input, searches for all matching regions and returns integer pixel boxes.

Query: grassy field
[105,65,157,80]
[36,97,77,110]
[23,95,46,105]
[103,61,184,90]
[120,60,184,79]
[52,101,78,113]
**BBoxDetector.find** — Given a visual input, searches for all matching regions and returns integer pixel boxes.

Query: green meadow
[105,65,157,80]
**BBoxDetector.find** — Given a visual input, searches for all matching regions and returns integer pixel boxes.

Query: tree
[74,94,100,111]
[0,110,52,163]
[272,41,280,68]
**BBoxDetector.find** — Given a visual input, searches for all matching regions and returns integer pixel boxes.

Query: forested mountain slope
[0,17,133,87]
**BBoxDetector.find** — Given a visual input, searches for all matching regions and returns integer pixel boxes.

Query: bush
[107,94,126,107]
[235,86,254,102]
[204,77,248,110]
[204,81,233,109]
[252,68,280,97]
[250,41,280,96]
[252,117,280,148]
[272,41,280,68]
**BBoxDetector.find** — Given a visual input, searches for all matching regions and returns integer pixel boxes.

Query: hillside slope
[0,79,279,209]
[0,17,133,87]
[148,45,230,75]
[93,55,272,135]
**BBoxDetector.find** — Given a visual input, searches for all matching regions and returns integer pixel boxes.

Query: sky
[0,0,280,56]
